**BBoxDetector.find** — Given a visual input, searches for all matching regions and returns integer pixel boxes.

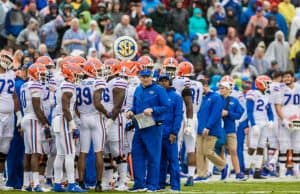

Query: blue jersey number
[103,88,110,102]
[0,79,14,94]
[284,94,300,105]
[77,87,92,106]
[256,99,265,111]
[21,90,26,109]
[191,88,200,105]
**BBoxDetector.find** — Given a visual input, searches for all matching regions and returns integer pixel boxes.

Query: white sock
[253,155,263,169]
[208,161,214,176]
[102,169,113,186]
[65,154,75,184]
[294,163,300,176]
[188,166,196,177]
[54,155,64,183]
[226,154,231,177]
[45,154,55,178]
[23,172,32,187]
[279,163,287,177]
[118,163,127,185]
[32,172,40,187]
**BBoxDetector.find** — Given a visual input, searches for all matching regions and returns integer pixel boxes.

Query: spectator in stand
[205,48,217,68]
[221,0,242,20]
[150,34,174,58]
[207,0,219,22]
[207,56,225,78]
[251,46,270,74]
[201,28,225,58]
[265,60,281,78]
[149,4,168,34]
[168,0,189,37]
[38,43,49,56]
[138,18,158,45]
[86,20,102,52]
[185,41,206,76]
[265,2,288,38]
[278,0,295,27]
[110,1,123,27]
[16,18,40,50]
[263,16,280,48]
[289,8,300,44]
[44,4,58,23]
[225,7,239,29]
[92,2,107,25]
[60,3,74,25]
[229,42,244,67]
[142,0,160,15]
[71,0,90,17]
[24,0,44,25]
[290,30,300,64]
[79,11,92,32]
[265,31,290,71]
[223,27,239,56]
[221,55,233,75]
[62,18,87,53]
[188,8,208,36]
[240,0,257,34]
[211,2,227,40]
[166,31,175,49]
[245,7,268,37]
[248,25,264,55]
[0,0,14,47]
[4,0,25,45]
[231,56,258,78]
[101,23,115,55]
[114,14,137,39]
[173,33,190,54]
[12,49,23,70]
[130,2,144,27]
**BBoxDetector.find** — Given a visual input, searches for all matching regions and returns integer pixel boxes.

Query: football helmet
[104,58,120,76]
[28,63,48,81]
[0,50,13,70]
[177,62,194,77]
[255,75,272,92]
[84,58,105,78]
[138,55,154,71]
[62,63,84,83]
[162,57,178,78]
[219,75,234,90]
[36,56,55,68]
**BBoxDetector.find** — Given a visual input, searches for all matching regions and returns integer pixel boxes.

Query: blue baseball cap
[139,69,152,77]
[158,74,170,81]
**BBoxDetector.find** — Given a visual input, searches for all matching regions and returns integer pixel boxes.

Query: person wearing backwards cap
[126,69,170,192]
[158,74,182,192]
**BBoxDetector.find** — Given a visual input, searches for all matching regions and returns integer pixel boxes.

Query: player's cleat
[95,181,102,192]
[128,187,148,192]
[213,166,221,175]
[236,172,247,181]
[0,185,13,191]
[169,189,180,193]
[46,178,53,186]
[78,181,88,190]
[184,176,194,186]
[253,170,267,179]
[52,183,66,192]
[34,185,48,192]
[67,183,87,192]
[221,164,229,180]
[194,176,208,182]
[114,184,128,191]
[22,186,32,192]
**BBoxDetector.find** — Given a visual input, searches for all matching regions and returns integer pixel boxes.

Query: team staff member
[158,74,183,192]
[196,79,226,178]
[126,69,170,192]
[219,80,245,180]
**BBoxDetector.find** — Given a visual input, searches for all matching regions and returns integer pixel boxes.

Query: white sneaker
[114,184,128,191]
[169,189,180,193]
[102,184,113,191]
[0,185,13,191]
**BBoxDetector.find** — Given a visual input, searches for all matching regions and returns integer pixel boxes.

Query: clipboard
[133,113,156,129]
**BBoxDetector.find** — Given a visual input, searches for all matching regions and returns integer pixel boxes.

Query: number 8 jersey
[0,70,15,113]
[76,78,106,114]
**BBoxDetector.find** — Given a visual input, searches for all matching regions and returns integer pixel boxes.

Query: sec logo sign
[114,36,138,60]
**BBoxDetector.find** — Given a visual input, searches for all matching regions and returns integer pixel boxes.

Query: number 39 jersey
[0,70,15,113]
[76,78,106,114]
[102,77,128,113]
[20,80,43,119]
[52,81,76,117]
[246,89,270,123]
[276,83,300,119]
[190,80,202,113]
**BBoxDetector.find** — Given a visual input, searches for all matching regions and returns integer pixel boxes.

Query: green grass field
[2,181,300,194]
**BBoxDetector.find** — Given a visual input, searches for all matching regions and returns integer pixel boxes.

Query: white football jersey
[268,82,284,119]
[0,70,15,113]
[172,77,191,96]
[246,89,270,123]
[77,77,106,114]
[124,76,140,112]
[102,77,128,113]
[190,80,202,113]
[232,90,247,122]
[276,83,300,119]
[20,80,43,119]
[52,81,76,117]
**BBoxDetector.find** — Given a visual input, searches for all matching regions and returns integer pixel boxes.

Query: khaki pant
[226,133,237,152]
[196,135,226,177]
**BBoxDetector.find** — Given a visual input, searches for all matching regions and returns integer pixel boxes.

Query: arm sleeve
[246,99,256,126]
[227,99,244,120]
[172,95,183,135]
[206,95,223,130]
[113,79,128,90]
[94,79,106,90]
[266,103,274,121]
[152,87,170,117]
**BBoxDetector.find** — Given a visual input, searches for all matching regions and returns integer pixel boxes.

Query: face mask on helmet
[0,53,13,71]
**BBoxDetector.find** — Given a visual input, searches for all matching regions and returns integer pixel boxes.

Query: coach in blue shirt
[126,69,170,192]
[158,74,183,192]
[196,79,226,178]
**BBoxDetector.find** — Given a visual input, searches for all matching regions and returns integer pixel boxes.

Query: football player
[20,63,50,192]
[275,71,300,178]
[246,75,274,179]
[0,51,22,189]
[77,58,108,191]
[51,63,86,192]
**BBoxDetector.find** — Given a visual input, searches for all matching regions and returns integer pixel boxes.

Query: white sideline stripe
[160,191,300,194]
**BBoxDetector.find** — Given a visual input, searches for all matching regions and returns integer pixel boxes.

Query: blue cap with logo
[158,74,170,81]
[139,69,152,77]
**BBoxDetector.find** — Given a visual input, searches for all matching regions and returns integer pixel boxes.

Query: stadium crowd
[1,0,300,193]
